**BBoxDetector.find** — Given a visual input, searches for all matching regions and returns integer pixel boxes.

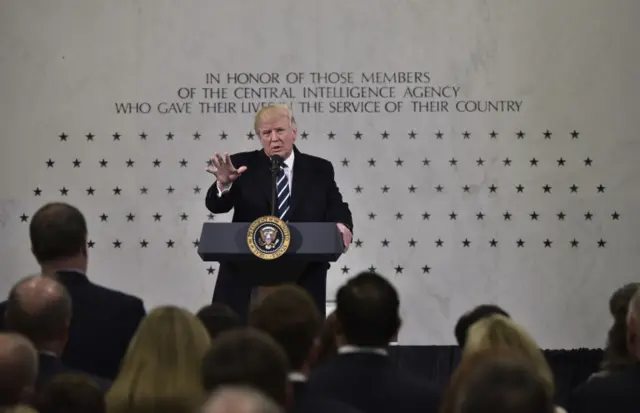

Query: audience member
[0,333,37,407]
[4,274,109,391]
[106,306,210,413]
[307,271,441,413]
[37,373,106,413]
[454,304,510,348]
[599,283,639,373]
[249,285,362,413]
[314,310,341,366]
[569,289,640,413]
[197,303,243,339]
[0,202,146,380]
[202,386,284,413]
[440,349,555,413]
[202,328,290,408]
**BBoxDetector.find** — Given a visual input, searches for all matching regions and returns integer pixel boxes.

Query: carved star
[20,214,29,222]
[394,265,403,274]
[476,158,485,166]
[490,131,498,139]
[544,239,553,248]
[140,239,149,248]
[368,266,377,273]
[328,131,336,140]
[193,131,201,140]
[381,239,390,247]
[193,186,201,194]
[395,212,403,220]
[341,158,350,167]
[408,130,417,139]
[58,133,68,142]
[99,213,108,222]
[368,158,376,167]
[570,184,579,193]
[220,131,228,140]
[180,213,189,221]
[33,188,42,196]
[381,185,390,194]
[166,186,175,194]
[207,266,215,274]
[503,158,512,166]
[354,131,362,139]
[462,239,471,247]
[99,159,108,167]
[529,211,539,220]
[355,186,363,194]
[46,159,55,168]
[489,239,498,247]
[301,131,309,139]
[421,265,431,274]
[408,239,417,247]
[85,133,94,141]
[72,159,81,168]
[59,187,69,196]
[179,159,188,167]
[112,132,121,141]
[557,158,566,167]
[503,211,512,221]
[408,185,416,193]
[489,184,498,193]
[153,159,161,167]
[543,185,552,194]
[516,130,525,139]
[597,239,606,248]
[140,187,148,195]
[153,213,162,222]
[422,158,431,166]
[435,185,444,193]
[126,159,135,167]
[557,212,566,221]
[462,131,470,139]
[597,185,605,193]
[139,132,147,140]
[516,239,525,248]
[571,130,579,139]
[395,158,404,166]
[584,158,593,166]
[193,239,200,248]
[87,240,95,248]
[462,185,470,193]
[435,239,444,247]
[516,185,525,193]
[126,213,135,222]
[113,239,122,248]
[368,212,376,220]
[246,131,254,140]
[166,240,175,248]
[435,130,443,139]
[570,239,579,248]
[584,211,593,220]
[207,213,215,221]
[611,211,620,220]
[449,158,458,166]
[341,266,349,274]
[354,239,363,247]
[381,131,389,139]
[449,211,457,220]
[530,158,539,167]
[476,212,485,220]
[543,130,552,139]
[113,187,122,195]
[422,212,431,220]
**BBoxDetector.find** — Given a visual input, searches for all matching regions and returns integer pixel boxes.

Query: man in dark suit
[0,202,146,380]
[205,104,353,320]
[4,274,110,391]
[569,289,640,413]
[307,271,442,413]
[249,285,362,413]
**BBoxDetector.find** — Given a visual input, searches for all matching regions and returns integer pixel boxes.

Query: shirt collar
[283,151,294,169]
[288,371,306,382]
[337,345,388,357]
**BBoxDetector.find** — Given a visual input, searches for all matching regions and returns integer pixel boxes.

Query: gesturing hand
[206,153,247,186]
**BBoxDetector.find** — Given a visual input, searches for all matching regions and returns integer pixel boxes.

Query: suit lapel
[290,147,309,220]
[253,150,275,208]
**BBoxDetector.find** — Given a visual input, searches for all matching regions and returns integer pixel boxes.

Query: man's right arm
[205,180,235,213]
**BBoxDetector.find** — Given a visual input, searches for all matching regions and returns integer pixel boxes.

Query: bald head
[5,275,71,348]
[0,333,38,405]
[203,387,283,413]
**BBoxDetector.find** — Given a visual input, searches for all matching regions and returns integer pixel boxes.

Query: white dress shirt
[337,345,389,357]
[217,151,294,197]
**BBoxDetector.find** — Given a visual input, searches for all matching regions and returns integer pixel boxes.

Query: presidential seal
[247,216,291,260]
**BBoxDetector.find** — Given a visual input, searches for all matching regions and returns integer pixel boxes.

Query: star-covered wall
[1,0,639,348]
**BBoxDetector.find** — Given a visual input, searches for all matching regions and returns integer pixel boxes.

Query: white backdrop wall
[1,0,639,348]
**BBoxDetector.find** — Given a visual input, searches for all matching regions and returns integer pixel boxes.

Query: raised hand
[206,152,247,186]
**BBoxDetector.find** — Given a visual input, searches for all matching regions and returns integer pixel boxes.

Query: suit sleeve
[324,162,354,234]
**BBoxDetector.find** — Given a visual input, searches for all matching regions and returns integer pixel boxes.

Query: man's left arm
[324,162,354,247]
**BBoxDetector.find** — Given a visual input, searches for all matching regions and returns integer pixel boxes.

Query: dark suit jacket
[569,362,640,413]
[0,270,146,380]
[205,146,353,231]
[36,353,111,392]
[307,353,441,413]
[289,380,363,413]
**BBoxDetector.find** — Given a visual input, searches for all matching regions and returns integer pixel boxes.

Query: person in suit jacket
[4,275,111,392]
[307,272,442,413]
[249,285,362,413]
[0,202,145,380]
[205,104,353,320]
[569,289,640,413]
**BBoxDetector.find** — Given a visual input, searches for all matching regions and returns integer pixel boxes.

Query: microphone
[270,155,284,216]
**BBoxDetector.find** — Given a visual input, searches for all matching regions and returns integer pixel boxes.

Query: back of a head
[627,289,640,358]
[336,272,400,347]
[38,373,105,413]
[203,386,284,413]
[454,352,555,413]
[29,202,87,264]
[0,333,38,406]
[454,304,510,348]
[314,311,339,366]
[249,285,321,371]
[202,328,289,407]
[197,303,243,339]
[106,306,211,413]
[602,283,640,370]
[4,275,72,348]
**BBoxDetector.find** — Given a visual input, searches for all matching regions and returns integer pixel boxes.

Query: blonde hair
[463,315,555,397]
[253,104,296,134]
[105,306,211,413]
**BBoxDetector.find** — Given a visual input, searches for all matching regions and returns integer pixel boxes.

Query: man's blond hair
[253,104,296,134]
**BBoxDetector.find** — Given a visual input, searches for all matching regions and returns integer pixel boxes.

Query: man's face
[257,109,297,159]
